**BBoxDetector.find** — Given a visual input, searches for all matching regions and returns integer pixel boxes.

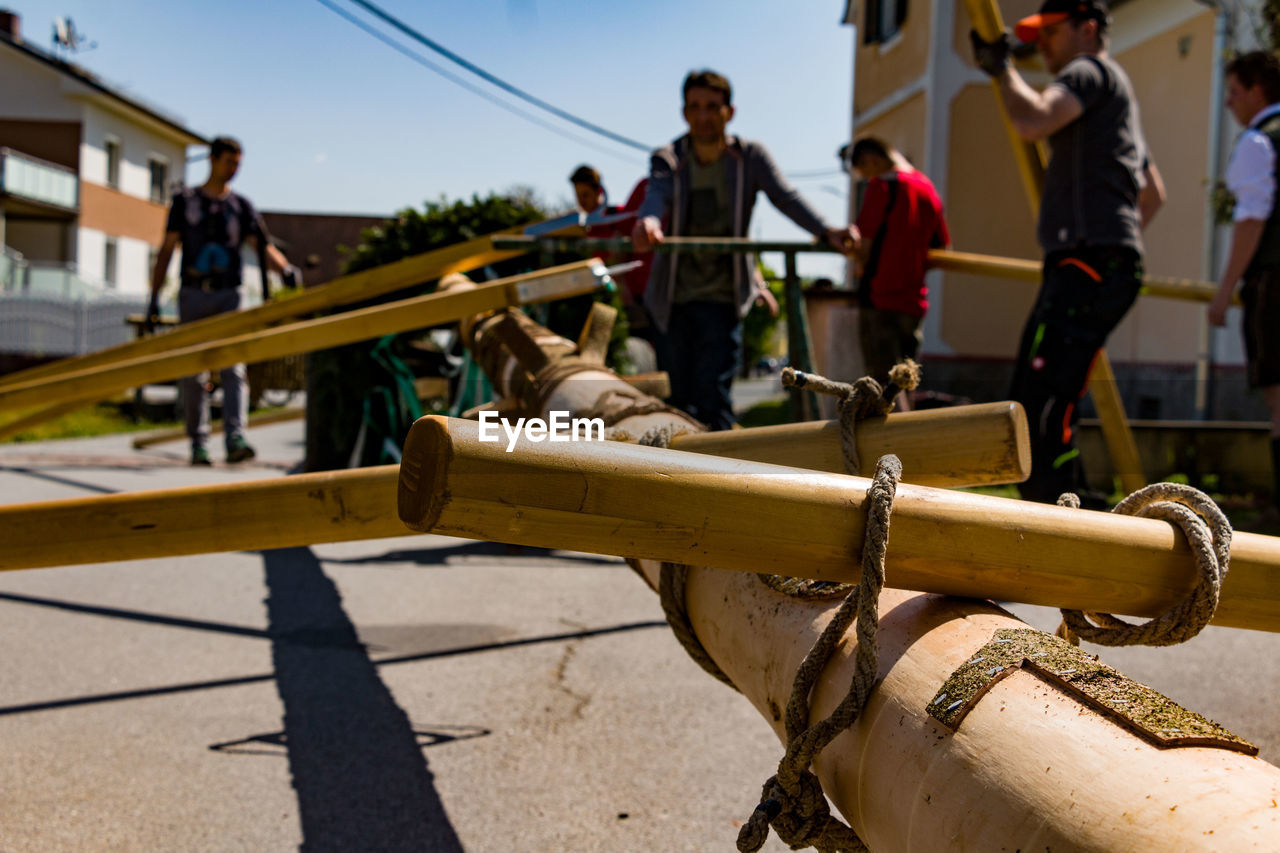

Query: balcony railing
[0,248,117,300]
[0,147,78,211]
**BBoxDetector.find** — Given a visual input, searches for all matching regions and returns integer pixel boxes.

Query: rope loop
[1055,481,1232,647]
[781,362,919,475]
[737,454,902,853]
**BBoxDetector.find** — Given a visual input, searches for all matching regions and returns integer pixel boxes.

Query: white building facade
[0,10,204,301]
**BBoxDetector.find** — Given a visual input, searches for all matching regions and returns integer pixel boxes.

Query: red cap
[1014,0,1108,43]
[1014,11,1070,42]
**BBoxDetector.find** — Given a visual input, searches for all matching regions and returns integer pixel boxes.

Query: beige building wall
[853,92,929,169]
[1107,9,1215,365]
[855,6,933,112]
[940,83,1042,357]
[852,0,1224,368]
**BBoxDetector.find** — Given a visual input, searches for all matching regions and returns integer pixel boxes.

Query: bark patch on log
[928,628,1257,755]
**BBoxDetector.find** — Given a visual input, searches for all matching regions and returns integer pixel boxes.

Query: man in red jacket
[569,164,653,336]
[848,136,950,410]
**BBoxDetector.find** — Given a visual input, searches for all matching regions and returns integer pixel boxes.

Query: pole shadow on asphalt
[262,546,465,853]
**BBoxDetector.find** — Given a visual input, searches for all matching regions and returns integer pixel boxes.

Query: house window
[104,237,118,287]
[105,138,121,189]
[148,157,168,204]
[864,0,907,44]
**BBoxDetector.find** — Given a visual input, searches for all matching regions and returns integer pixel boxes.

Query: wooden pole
[398,414,1280,633]
[667,569,1280,850]
[0,466,404,571]
[410,292,1280,848]
[0,260,604,419]
[670,401,1030,487]
[496,237,1229,305]
[783,251,820,420]
[928,248,1234,304]
[964,0,1145,493]
[129,407,305,449]
[0,220,560,393]
[962,0,1048,207]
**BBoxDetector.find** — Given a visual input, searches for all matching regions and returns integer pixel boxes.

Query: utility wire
[312,0,643,165]
[788,169,847,180]
[322,0,846,180]
[345,0,654,153]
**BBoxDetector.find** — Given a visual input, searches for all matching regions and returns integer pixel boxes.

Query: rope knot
[1055,481,1231,647]
[737,773,859,853]
[782,363,920,475]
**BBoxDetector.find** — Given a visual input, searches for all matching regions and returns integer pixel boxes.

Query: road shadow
[0,619,665,718]
[321,539,624,568]
[0,466,120,494]
[262,546,464,852]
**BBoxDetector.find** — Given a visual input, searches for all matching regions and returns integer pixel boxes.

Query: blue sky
[18,0,856,277]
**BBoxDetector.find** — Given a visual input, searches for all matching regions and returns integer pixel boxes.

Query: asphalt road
[0,413,1275,851]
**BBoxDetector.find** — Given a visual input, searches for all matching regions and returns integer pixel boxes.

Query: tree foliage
[341,191,545,277]
[306,190,629,471]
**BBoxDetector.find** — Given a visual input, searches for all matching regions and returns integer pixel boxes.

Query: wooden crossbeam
[0,260,603,420]
[399,414,1280,633]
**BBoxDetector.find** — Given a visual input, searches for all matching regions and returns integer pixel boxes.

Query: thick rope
[658,561,738,689]
[640,428,738,689]
[1054,482,1232,647]
[782,361,921,475]
[650,365,916,695]
[737,455,903,853]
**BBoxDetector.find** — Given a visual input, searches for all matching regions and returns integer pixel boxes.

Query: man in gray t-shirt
[970,0,1165,504]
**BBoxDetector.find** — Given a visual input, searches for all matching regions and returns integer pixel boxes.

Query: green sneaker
[226,435,256,464]
[191,446,212,466]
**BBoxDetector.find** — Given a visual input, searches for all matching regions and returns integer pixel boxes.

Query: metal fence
[0,293,146,357]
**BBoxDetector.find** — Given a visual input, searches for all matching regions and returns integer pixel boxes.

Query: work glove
[282,263,302,289]
[144,291,161,335]
[970,29,1012,78]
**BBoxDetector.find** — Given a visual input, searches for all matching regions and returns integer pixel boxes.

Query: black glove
[970,29,1012,78]
[144,292,161,335]
[282,264,302,289]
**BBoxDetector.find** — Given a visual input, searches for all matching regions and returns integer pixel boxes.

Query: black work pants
[1010,246,1142,504]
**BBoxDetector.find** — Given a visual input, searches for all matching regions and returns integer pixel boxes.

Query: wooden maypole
[397,294,1280,850]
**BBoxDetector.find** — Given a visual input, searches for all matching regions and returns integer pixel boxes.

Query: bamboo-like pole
[962,0,1048,207]
[964,0,1145,493]
[0,260,603,418]
[405,291,1280,849]
[669,401,1030,487]
[0,466,403,571]
[494,236,1230,306]
[0,300,1033,572]
[0,220,554,392]
[0,398,97,441]
[130,407,305,449]
[398,414,1280,633]
[669,569,1280,851]
[928,248,1235,305]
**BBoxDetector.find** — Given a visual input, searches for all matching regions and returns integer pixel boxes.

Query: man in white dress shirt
[1209,50,1280,525]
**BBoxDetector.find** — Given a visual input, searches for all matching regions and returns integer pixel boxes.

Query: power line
[320,0,845,182]
[787,168,846,180]
[312,0,643,166]
[344,0,654,153]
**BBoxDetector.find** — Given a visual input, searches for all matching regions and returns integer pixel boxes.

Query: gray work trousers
[178,287,247,450]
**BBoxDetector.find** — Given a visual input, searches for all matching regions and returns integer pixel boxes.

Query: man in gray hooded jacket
[632,69,858,430]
